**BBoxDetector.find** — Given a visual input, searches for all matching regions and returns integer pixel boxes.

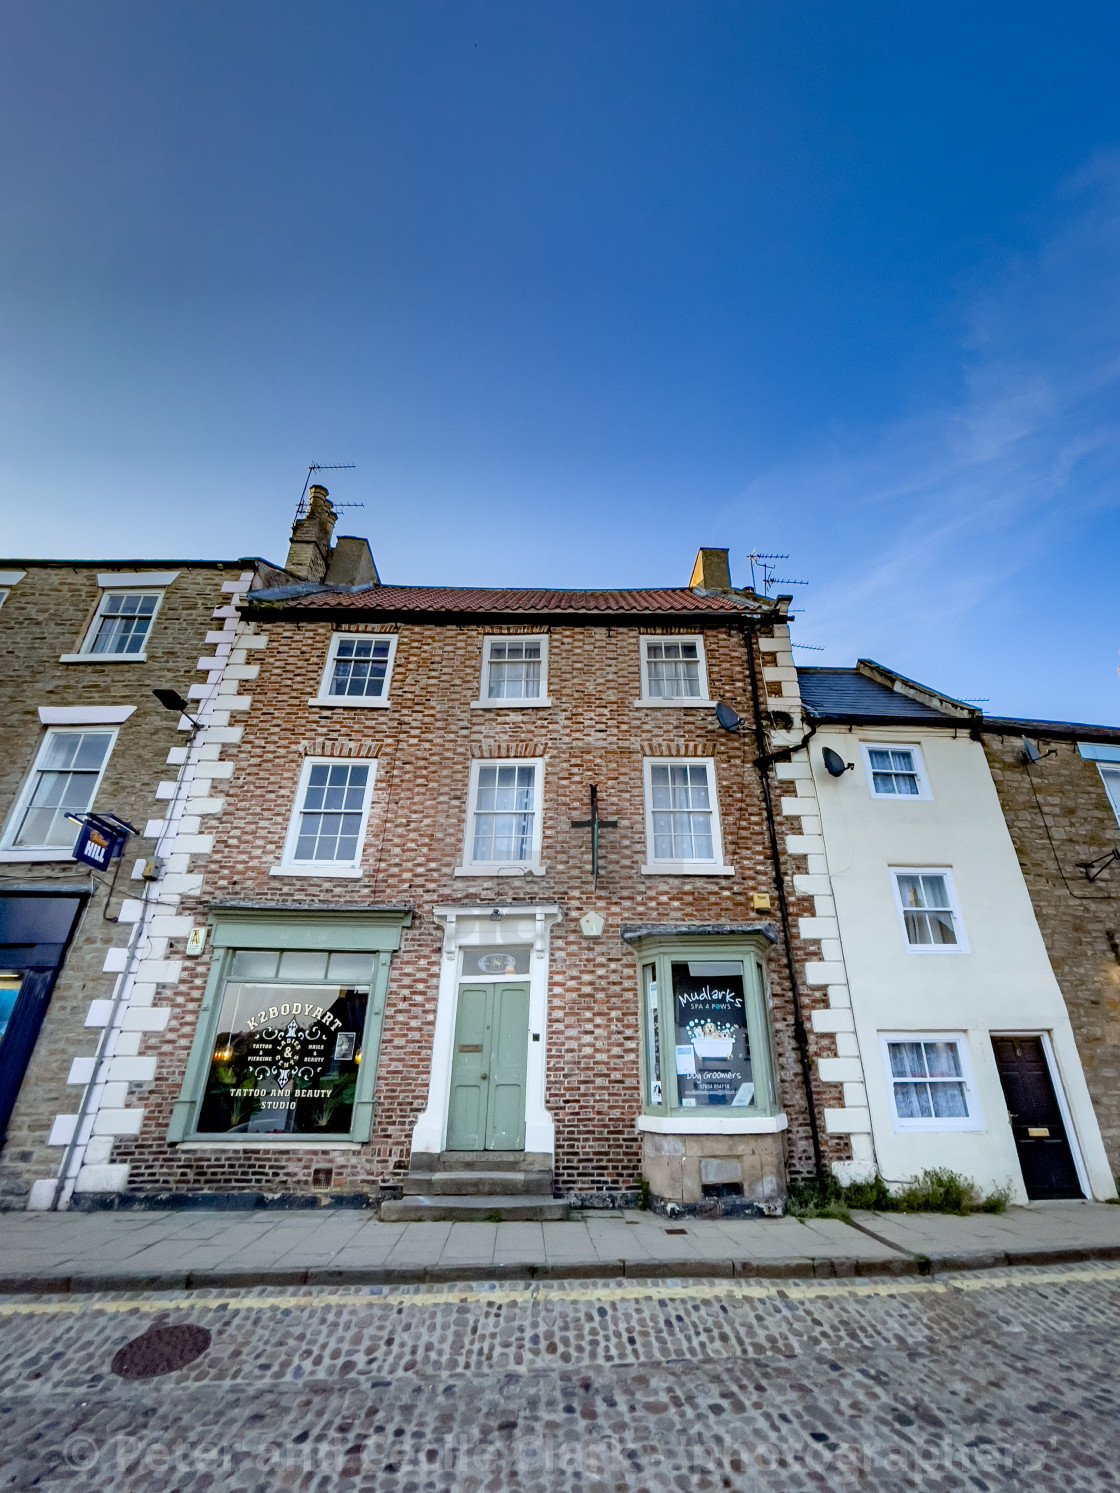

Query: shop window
[631,936,778,1121]
[167,910,409,1145]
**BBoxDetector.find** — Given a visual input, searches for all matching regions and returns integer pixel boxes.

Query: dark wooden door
[991,1037,1083,1199]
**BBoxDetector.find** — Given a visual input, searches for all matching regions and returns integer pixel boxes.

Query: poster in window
[671,961,754,1108]
[198,981,369,1135]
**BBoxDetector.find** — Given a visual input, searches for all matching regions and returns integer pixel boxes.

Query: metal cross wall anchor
[571,784,618,886]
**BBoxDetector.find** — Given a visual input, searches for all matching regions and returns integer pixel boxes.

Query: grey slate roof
[797,668,960,723]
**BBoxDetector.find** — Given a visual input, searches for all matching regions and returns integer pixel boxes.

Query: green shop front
[624,924,788,1216]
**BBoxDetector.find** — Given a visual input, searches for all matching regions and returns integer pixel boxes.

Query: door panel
[486,984,529,1150]
[992,1036,1083,1199]
[446,981,529,1151]
[447,985,489,1151]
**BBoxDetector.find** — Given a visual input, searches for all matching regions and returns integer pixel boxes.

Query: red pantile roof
[258,584,766,617]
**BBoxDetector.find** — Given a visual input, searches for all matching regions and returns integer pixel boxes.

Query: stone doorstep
[402,1170,554,1197]
[407,1150,555,1174]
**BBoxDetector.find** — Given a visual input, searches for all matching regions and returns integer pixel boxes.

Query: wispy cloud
[734,153,1120,705]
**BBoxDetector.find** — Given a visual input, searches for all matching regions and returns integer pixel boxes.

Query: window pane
[293,763,369,862]
[278,950,329,980]
[487,639,542,699]
[197,978,371,1136]
[671,961,753,1108]
[645,639,702,698]
[13,731,113,848]
[461,946,531,976]
[650,763,714,859]
[229,951,280,979]
[89,593,158,654]
[327,952,375,982]
[888,1042,927,1078]
[929,1081,969,1118]
[644,964,662,1106]
[329,637,392,697]
[470,764,536,862]
[923,1041,963,1079]
[893,1081,933,1119]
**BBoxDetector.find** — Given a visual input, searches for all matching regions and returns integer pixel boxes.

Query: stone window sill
[60,653,147,664]
[640,863,735,876]
[269,864,363,879]
[0,848,76,863]
[633,699,715,709]
[636,1114,788,1135]
[470,698,553,709]
[453,864,547,877]
[307,696,391,708]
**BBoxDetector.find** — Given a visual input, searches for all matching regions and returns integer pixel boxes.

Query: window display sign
[198,980,369,1135]
[671,960,754,1108]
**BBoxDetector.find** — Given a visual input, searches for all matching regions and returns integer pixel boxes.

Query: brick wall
[984,733,1120,1176]
[108,611,850,1202]
[0,561,239,1205]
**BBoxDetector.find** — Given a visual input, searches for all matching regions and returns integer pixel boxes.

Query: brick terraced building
[35,494,870,1218]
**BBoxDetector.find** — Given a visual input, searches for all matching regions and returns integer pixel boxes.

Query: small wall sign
[184,927,208,957]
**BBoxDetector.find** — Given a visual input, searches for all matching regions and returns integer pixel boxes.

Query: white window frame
[641,756,733,876]
[636,634,713,707]
[309,632,399,708]
[861,742,932,800]
[456,757,546,877]
[0,726,119,862]
[879,1032,983,1132]
[62,587,166,663]
[890,867,969,953]
[271,757,376,879]
[1097,764,1120,828]
[472,635,551,708]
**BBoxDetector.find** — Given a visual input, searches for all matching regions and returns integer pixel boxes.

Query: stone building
[0,557,259,1208]
[793,661,1115,1204]
[981,715,1120,1182]
[18,495,871,1218]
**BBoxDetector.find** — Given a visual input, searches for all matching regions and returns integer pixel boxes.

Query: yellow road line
[2,1260,1119,1320]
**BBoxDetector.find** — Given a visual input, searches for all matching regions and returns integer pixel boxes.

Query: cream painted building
[793,661,1115,1205]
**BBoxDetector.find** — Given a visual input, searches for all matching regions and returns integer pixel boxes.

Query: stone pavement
[4,1261,1120,1490]
[2,1200,1120,1293]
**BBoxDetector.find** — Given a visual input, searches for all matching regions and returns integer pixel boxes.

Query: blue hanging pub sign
[67,813,138,872]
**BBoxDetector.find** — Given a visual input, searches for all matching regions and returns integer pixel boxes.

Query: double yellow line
[2,1260,1119,1319]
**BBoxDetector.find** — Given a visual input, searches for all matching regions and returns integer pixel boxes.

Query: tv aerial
[747,551,808,595]
[294,463,363,523]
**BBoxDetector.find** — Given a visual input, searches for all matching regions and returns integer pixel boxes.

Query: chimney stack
[688,548,732,591]
[285,485,338,582]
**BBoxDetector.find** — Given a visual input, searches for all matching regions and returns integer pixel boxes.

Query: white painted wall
[808,724,1115,1203]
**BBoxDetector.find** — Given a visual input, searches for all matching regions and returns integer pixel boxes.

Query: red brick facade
[107,600,850,1204]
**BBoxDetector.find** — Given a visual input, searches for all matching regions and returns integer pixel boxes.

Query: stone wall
[0,561,241,1206]
[983,732,1120,1177]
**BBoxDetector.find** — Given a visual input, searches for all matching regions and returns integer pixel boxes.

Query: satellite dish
[822,747,850,777]
[715,702,742,732]
[1021,737,1041,764]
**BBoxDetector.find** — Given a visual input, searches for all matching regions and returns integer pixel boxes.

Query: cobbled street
[3,1261,1118,1492]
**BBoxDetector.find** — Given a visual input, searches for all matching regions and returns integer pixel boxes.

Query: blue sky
[2,2,1118,721]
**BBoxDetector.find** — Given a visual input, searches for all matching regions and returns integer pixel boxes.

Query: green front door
[446,982,529,1150]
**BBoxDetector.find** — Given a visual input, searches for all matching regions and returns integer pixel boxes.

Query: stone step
[402,1170,553,1197]
[380,1195,571,1223]
[409,1151,553,1175]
